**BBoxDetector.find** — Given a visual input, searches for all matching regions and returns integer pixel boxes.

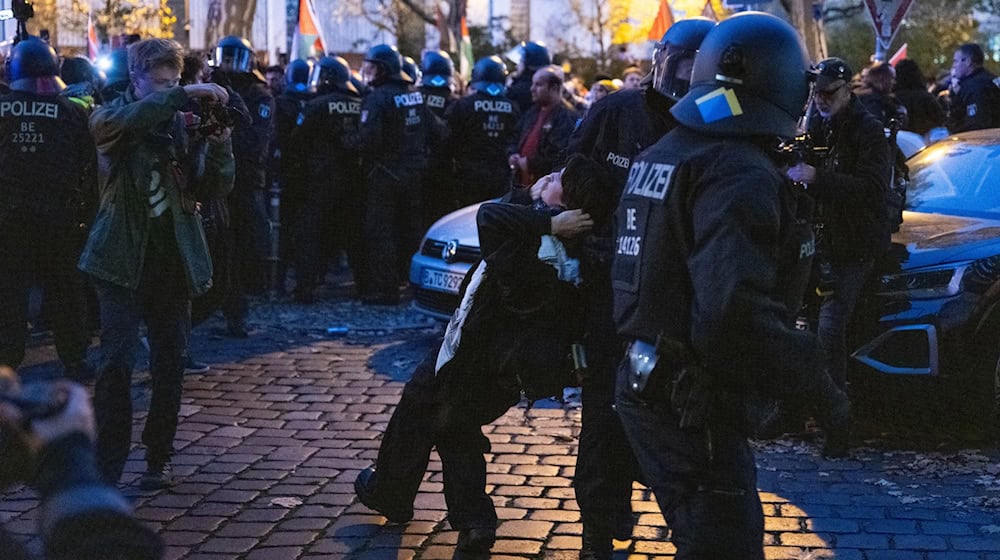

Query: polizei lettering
[623,161,674,201]
[328,100,361,115]
[473,99,513,113]
[0,100,59,119]
[393,92,424,108]
[427,95,446,109]
[606,151,630,169]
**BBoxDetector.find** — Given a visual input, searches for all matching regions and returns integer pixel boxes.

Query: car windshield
[907,135,1000,219]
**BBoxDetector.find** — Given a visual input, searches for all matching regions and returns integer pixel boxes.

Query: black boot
[453,527,495,560]
[353,466,414,523]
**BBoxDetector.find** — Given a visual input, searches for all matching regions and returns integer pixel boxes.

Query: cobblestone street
[6,297,1000,559]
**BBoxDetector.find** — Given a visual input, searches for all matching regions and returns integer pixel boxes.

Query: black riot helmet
[310,55,358,95]
[401,56,419,85]
[363,44,409,86]
[671,12,810,138]
[471,56,508,96]
[650,17,715,101]
[8,37,65,94]
[284,59,313,93]
[215,35,254,73]
[421,50,453,88]
[520,41,551,72]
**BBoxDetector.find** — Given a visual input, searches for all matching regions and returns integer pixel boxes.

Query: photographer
[0,367,163,559]
[78,39,235,490]
[786,58,891,455]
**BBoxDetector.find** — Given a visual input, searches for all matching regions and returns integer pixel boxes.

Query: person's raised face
[814,80,850,119]
[952,50,975,80]
[540,169,565,208]
[530,70,559,106]
[132,64,181,100]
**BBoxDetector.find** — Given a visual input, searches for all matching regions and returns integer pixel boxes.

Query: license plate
[420,268,464,294]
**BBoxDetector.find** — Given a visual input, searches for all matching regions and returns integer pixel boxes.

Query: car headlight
[877,262,970,299]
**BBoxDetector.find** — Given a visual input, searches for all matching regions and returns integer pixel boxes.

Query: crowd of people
[2,12,1000,560]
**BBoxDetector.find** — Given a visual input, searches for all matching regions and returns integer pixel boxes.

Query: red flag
[87,11,99,62]
[701,0,718,21]
[888,43,907,66]
[290,0,327,59]
[648,0,675,41]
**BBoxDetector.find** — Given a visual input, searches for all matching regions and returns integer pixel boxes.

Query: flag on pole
[888,43,907,66]
[459,16,474,82]
[87,10,99,62]
[290,0,327,59]
[701,0,718,21]
[648,0,675,41]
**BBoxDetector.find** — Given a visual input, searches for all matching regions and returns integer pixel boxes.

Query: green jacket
[78,86,235,296]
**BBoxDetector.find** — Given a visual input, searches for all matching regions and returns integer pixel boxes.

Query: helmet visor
[214,47,253,73]
[651,45,697,101]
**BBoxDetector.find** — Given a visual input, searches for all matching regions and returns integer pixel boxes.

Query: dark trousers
[369,348,519,530]
[615,364,764,560]
[817,259,873,390]
[92,246,190,483]
[364,165,423,298]
[574,296,641,537]
[0,220,89,369]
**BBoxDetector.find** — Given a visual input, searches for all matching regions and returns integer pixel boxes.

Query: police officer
[293,56,365,303]
[0,38,97,380]
[354,44,429,305]
[947,43,1000,133]
[567,18,714,559]
[419,50,459,227]
[508,41,551,113]
[272,58,315,295]
[612,13,849,558]
[212,35,275,335]
[446,56,522,206]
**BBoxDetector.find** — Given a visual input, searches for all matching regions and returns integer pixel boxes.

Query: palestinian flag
[290,0,327,59]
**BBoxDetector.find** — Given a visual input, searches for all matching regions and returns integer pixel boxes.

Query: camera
[186,99,249,138]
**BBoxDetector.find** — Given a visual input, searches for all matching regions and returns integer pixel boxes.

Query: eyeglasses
[815,83,846,100]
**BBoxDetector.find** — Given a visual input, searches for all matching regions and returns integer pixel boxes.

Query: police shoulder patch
[361,110,369,123]
[259,104,271,119]
[968,103,978,117]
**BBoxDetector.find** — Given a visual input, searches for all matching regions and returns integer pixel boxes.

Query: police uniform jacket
[947,67,1000,133]
[356,79,429,172]
[445,91,521,175]
[78,86,236,295]
[273,89,314,190]
[613,126,821,408]
[223,73,275,193]
[295,89,363,195]
[0,90,97,228]
[513,101,577,180]
[808,95,892,263]
[507,73,534,114]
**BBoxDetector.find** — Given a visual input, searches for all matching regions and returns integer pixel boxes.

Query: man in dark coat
[947,43,1000,133]
[509,66,577,187]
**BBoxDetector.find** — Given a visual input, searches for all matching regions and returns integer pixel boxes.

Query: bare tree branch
[398,0,436,25]
[823,2,865,23]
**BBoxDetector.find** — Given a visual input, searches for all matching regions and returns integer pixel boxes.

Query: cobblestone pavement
[6,298,1000,560]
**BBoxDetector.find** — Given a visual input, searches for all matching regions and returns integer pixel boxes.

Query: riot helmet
[363,44,409,86]
[402,56,419,85]
[650,17,715,100]
[421,50,453,88]
[520,41,551,72]
[671,12,811,138]
[215,35,254,73]
[8,37,65,94]
[471,56,508,96]
[285,58,313,93]
[310,55,358,95]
